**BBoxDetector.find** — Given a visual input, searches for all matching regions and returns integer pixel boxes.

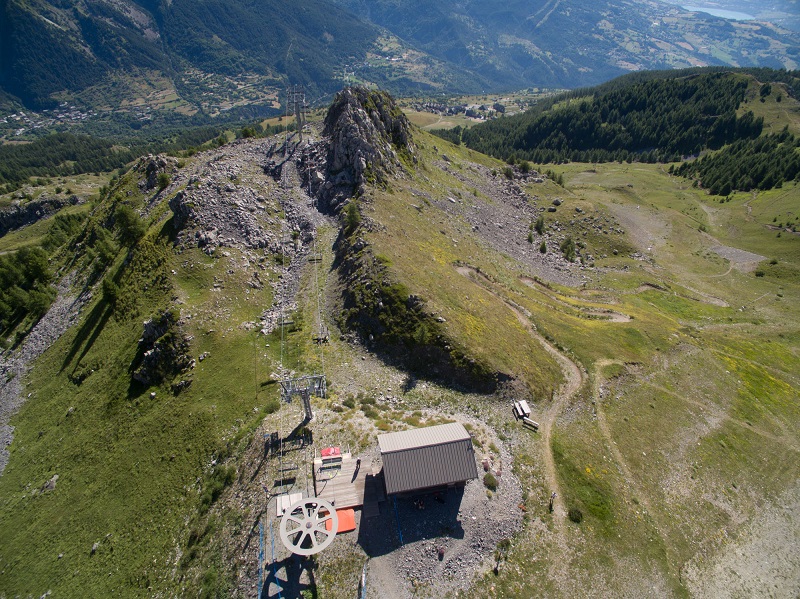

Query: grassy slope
[0,121,797,596]
[0,203,92,253]
[740,79,800,137]
[366,134,564,397]
[362,128,798,594]
[475,161,799,595]
[0,165,285,595]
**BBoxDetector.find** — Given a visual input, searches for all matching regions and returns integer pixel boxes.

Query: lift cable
[313,235,327,378]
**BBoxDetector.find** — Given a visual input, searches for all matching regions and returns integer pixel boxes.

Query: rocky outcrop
[167,139,322,256]
[136,154,178,191]
[302,87,416,213]
[324,87,414,180]
[131,310,192,388]
[168,180,292,253]
[0,194,82,236]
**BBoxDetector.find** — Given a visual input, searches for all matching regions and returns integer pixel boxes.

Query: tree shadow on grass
[59,298,113,376]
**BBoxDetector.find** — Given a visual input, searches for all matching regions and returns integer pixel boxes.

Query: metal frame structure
[279,374,326,425]
[279,498,338,556]
[287,86,307,143]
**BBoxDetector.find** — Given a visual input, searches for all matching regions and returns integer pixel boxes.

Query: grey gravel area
[158,135,334,343]
[428,160,589,288]
[225,404,524,599]
[360,466,523,598]
[709,244,765,265]
[685,481,800,599]
[166,137,326,254]
[0,275,89,475]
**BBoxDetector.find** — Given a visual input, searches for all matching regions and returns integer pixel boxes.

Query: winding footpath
[455,267,585,524]
[593,359,657,517]
[537,326,584,523]
[520,276,633,322]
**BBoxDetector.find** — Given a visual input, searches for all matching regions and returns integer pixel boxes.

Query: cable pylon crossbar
[279,375,327,400]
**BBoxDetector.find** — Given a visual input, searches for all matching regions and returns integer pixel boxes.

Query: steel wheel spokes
[279,498,338,555]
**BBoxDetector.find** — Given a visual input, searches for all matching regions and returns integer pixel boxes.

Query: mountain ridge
[1,0,798,118]
[0,85,798,596]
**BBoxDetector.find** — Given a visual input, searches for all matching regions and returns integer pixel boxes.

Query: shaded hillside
[460,70,766,163]
[159,0,377,94]
[0,0,380,110]
[2,0,800,117]
[0,0,167,109]
[332,0,800,89]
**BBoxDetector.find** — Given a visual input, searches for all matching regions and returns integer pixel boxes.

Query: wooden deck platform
[313,454,383,509]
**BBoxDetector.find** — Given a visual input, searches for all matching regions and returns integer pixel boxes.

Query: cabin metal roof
[378,422,471,453]
[378,423,478,495]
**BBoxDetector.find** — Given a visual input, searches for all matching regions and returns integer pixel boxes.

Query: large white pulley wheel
[279,498,338,555]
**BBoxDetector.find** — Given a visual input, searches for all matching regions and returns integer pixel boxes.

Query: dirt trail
[680,284,730,307]
[456,266,585,525]
[455,265,586,591]
[537,324,584,526]
[702,263,733,279]
[629,279,729,308]
[593,360,660,519]
[520,276,632,322]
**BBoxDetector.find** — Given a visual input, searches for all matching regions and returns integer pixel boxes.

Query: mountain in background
[332,0,800,89]
[0,0,798,117]
[0,0,382,111]
[1,79,799,597]
[658,0,800,32]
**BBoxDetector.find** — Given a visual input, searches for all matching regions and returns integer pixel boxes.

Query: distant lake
[682,5,755,20]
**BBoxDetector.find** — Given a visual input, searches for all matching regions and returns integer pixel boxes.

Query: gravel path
[361,465,523,599]
[455,264,587,586]
[709,244,765,270]
[0,275,89,475]
[520,276,633,321]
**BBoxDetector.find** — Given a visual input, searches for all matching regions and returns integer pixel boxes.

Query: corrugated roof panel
[378,422,471,453]
[378,423,478,495]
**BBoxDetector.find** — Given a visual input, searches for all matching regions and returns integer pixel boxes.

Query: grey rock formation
[131,310,191,387]
[136,155,178,191]
[0,194,82,236]
[313,87,416,212]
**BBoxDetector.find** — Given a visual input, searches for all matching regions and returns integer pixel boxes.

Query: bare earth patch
[709,244,765,272]
[684,481,800,598]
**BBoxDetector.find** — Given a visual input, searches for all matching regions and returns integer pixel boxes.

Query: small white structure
[277,492,303,516]
[513,400,531,420]
[513,400,539,430]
